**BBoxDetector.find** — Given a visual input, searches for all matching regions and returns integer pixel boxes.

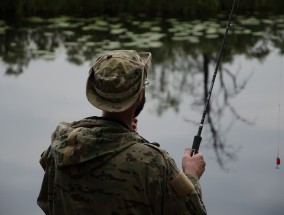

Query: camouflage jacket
[37,117,207,215]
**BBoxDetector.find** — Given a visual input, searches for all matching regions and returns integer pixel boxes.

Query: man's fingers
[184,148,192,155]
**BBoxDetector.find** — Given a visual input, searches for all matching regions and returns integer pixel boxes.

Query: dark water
[0,14,284,215]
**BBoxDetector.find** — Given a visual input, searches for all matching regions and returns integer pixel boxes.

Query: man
[37,50,207,215]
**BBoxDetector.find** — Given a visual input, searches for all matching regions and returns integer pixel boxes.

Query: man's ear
[138,88,145,101]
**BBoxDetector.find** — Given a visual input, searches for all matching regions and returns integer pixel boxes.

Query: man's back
[37,117,206,215]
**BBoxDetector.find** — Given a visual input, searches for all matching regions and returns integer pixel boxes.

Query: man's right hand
[182,148,206,179]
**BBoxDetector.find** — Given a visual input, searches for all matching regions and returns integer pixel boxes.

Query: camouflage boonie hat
[86,50,151,112]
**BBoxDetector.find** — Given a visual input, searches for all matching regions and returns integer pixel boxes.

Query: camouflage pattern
[86,50,152,112]
[37,117,207,215]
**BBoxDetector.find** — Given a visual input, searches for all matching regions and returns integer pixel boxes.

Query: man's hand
[182,148,206,179]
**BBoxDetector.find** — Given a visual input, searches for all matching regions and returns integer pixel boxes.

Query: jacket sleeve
[37,146,54,215]
[163,153,207,215]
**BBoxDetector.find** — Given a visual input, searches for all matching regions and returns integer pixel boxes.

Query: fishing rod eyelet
[227,23,234,30]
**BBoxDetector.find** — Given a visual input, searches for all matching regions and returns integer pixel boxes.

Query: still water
[0,14,284,215]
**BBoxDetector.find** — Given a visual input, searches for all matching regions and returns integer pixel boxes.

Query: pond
[0,13,284,215]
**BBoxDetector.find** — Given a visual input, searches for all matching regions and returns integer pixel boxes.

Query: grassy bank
[1,0,284,21]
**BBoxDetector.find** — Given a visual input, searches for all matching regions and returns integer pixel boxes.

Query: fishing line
[191,0,239,156]
[276,57,282,169]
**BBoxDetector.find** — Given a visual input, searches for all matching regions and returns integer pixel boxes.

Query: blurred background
[0,0,284,214]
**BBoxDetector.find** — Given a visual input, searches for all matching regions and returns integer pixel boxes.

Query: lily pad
[102,41,121,50]
[206,28,218,34]
[174,31,190,37]
[27,17,45,23]
[65,42,78,46]
[110,23,123,29]
[277,23,284,28]
[205,34,219,39]
[151,26,162,32]
[96,19,109,27]
[243,29,252,34]
[53,22,72,28]
[132,21,141,26]
[122,42,134,47]
[82,25,108,31]
[239,17,261,26]
[110,28,126,35]
[63,31,75,36]
[192,31,203,37]
[140,21,155,29]
[252,32,264,37]
[188,36,200,43]
[77,35,92,42]
[146,41,163,48]
[0,20,6,26]
[0,27,6,34]
[43,32,54,37]
[48,16,71,23]
[10,42,17,47]
[192,24,207,32]
[168,27,182,33]
[172,36,188,41]
[143,32,165,41]
[262,19,274,25]
[85,42,97,47]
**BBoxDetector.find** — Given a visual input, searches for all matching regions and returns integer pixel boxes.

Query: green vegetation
[1,14,283,76]
[1,0,284,21]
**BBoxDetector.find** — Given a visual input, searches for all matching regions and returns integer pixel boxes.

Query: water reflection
[191,52,255,169]
[1,15,283,75]
[1,14,284,215]
[1,14,284,168]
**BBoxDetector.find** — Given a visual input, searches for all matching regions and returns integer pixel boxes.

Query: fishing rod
[191,0,239,156]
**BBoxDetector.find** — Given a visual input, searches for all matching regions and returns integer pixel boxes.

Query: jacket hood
[49,117,145,170]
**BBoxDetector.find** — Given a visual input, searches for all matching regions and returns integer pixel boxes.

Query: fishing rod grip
[191,135,202,156]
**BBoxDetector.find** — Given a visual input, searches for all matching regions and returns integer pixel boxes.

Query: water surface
[0,14,284,215]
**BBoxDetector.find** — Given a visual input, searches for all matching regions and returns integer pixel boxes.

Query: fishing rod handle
[190,135,202,156]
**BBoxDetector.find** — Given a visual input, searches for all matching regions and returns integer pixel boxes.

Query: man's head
[86,50,151,113]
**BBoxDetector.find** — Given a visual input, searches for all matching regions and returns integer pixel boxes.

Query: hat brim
[86,51,151,112]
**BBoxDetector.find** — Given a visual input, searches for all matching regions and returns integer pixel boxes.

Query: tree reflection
[201,54,254,169]
[142,40,251,168]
